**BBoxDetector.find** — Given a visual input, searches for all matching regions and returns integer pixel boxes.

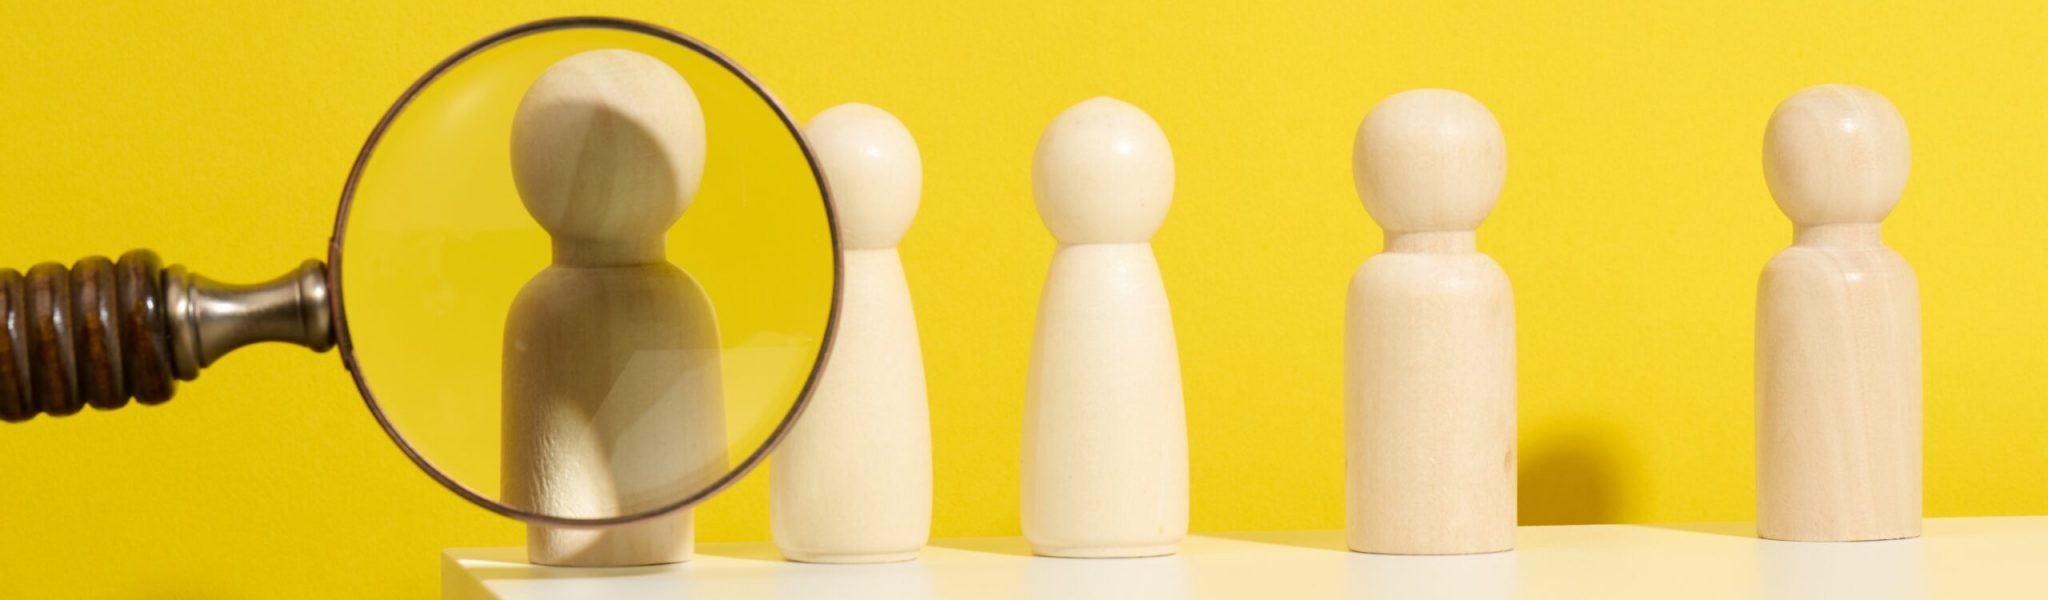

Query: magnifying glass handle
[0,250,333,422]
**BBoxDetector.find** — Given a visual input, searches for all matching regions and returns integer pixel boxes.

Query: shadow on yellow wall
[1521,420,1625,525]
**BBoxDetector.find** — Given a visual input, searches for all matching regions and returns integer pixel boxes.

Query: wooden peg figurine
[1021,97,1189,558]
[1756,84,1921,542]
[770,103,933,563]
[1345,89,1516,555]
[502,49,728,566]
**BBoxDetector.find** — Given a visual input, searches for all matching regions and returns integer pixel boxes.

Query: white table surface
[444,516,2046,599]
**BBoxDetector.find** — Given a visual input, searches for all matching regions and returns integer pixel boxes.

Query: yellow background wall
[2,1,2045,597]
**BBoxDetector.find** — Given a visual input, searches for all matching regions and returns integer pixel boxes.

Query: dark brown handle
[0,251,333,422]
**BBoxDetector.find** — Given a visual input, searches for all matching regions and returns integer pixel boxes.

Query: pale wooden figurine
[502,49,728,566]
[1345,89,1517,555]
[1021,97,1189,559]
[770,103,933,563]
[1756,84,1921,542]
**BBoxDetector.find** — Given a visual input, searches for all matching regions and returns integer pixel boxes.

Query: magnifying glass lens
[335,23,834,525]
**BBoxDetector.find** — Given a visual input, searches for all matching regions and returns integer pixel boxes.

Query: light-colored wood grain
[770,103,933,564]
[502,49,727,566]
[1021,97,1189,558]
[1755,84,1921,542]
[1345,89,1516,555]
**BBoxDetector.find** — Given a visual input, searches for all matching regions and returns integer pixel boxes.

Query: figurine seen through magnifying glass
[502,48,729,567]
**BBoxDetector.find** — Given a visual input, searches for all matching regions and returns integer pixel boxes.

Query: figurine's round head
[1032,97,1174,244]
[510,49,706,244]
[1763,84,1909,226]
[806,103,922,250]
[1351,89,1505,233]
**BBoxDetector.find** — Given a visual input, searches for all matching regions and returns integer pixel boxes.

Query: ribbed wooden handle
[0,251,175,420]
[0,250,332,422]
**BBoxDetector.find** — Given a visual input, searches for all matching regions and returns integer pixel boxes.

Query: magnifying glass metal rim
[324,15,843,528]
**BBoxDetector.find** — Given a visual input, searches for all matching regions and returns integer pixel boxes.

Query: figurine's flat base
[1347,544,1515,556]
[781,549,921,564]
[444,516,2048,599]
[1029,542,1178,558]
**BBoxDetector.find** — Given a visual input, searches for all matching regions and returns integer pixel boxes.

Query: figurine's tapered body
[1346,239,1515,554]
[772,104,932,564]
[1755,84,1921,542]
[1344,90,1516,555]
[500,49,728,566]
[1024,242,1187,558]
[1756,228,1921,541]
[503,264,725,565]
[1021,97,1188,558]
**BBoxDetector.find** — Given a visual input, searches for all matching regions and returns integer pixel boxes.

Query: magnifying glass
[0,14,840,556]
